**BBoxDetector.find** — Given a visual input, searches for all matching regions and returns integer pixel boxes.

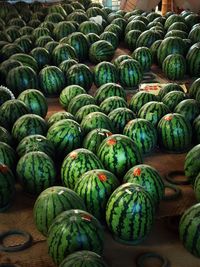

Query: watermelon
[0,126,13,146]
[97,134,143,178]
[59,85,86,110]
[188,26,200,44]
[100,32,119,50]
[184,144,200,184]
[165,29,188,39]
[158,113,192,153]
[89,40,115,64]
[185,13,200,29]
[48,4,67,17]
[33,27,51,39]
[75,105,101,123]
[118,59,143,88]
[125,20,146,35]
[0,59,23,85]
[179,203,200,257]
[83,128,112,154]
[19,26,34,35]
[189,78,200,98]
[40,22,55,32]
[52,43,77,66]
[59,251,108,267]
[123,118,157,155]
[35,36,54,48]
[162,91,186,111]
[136,29,161,48]
[66,64,93,91]
[44,41,59,54]
[39,66,66,96]
[0,86,15,106]
[33,186,86,236]
[162,53,186,80]
[86,33,100,46]
[94,62,118,87]
[194,173,200,202]
[16,134,55,159]
[164,14,185,30]
[150,39,162,63]
[174,99,200,124]
[11,114,47,143]
[47,111,75,128]
[67,11,88,24]
[131,47,153,72]
[86,7,107,20]
[59,59,78,73]
[5,26,21,42]
[17,151,56,195]
[158,83,184,100]
[138,101,170,126]
[0,43,23,61]
[47,209,104,264]
[14,36,33,53]
[99,96,127,115]
[95,83,126,105]
[68,94,96,115]
[9,53,39,72]
[81,112,114,135]
[0,164,15,212]
[106,183,155,244]
[47,119,83,158]
[61,148,103,189]
[113,55,132,68]
[17,89,48,118]
[79,21,102,35]
[108,108,135,134]
[125,30,142,51]
[45,12,64,23]
[0,142,16,172]
[186,42,200,77]
[74,169,120,221]
[193,115,200,144]
[0,99,30,131]
[123,164,164,205]
[30,47,50,69]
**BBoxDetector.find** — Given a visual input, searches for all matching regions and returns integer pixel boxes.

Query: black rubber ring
[163,182,182,201]
[165,170,190,185]
[136,252,169,267]
[0,229,32,252]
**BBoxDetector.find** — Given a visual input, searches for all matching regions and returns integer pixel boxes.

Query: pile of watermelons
[0,0,200,266]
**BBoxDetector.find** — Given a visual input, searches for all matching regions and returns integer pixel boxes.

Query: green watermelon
[75,105,101,123]
[123,118,157,155]
[0,86,15,106]
[113,55,132,68]
[179,203,200,257]
[158,113,192,153]
[67,11,88,24]
[89,40,115,64]
[97,134,143,178]
[45,12,64,23]
[14,36,33,53]
[33,27,51,39]
[136,29,161,48]
[94,62,118,87]
[33,186,86,236]
[131,47,153,72]
[16,134,55,159]
[184,144,200,184]
[129,91,157,114]
[99,96,127,115]
[35,36,54,48]
[74,169,120,221]
[47,209,104,265]
[150,39,162,63]
[52,43,77,66]
[123,164,164,205]
[47,119,83,158]
[30,47,50,69]
[174,99,200,124]
[125,20,146,35]
[17,89,48,118]
[0,142,16,172]
[158,83,184,100]
[79,21,103,35]
[125,30,142,51]
[193,115,200,144]
[68,94,96,115]
[10,53,39,72]
[185,13,200,29]
[59,251,108,267]
[59,59,78,73]
[83,128,112,154]
[59,85,86,110]
[162,91,186,111]
[106,183,155,244]
[186,42,200,77]
[86,33,100,46]
[100,32,119,50]
[165,29,188,39]
[188,26,200,44]
[189,78,200,98]
[162,54,186,80]
[0,164,15,211]
[0,59,23,85]
[47,111,75,128]
[164,14,185,30]
[194,173,200,202]
[44,41,59,54]
[17,151,56,195]
[61,148,103,189]
[0,126,13,146]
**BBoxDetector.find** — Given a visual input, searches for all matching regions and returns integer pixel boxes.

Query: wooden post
[161,0,173,15]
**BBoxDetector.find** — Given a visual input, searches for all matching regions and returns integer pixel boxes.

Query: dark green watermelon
[100,96,128,115]
[174,99,200,124]
[184,144,200,183]
[194,173,200,202]
[30,47,50,69]
[0,86,15,106]
[94,62,118,87]
[129,91,157,114]
[89,40,115,64]
[68,94,96,115]
[52,43,77,66]
[186,42,200,77]
[189,78,200,98]
[75,105,101,123]
[162,54,186,80]
[79,21,103,35]
[113,54,132,68]
[0,126,13,146]
[125,30,142,51]
[0,142,16,172]
[136,29,161,48]
[59,59,78,73]
[47,111,75,128]
[131,46,153,72]
[193,115,200,144]
[162,91,186,111]
[100,31,119,50]
[158,83,184,100]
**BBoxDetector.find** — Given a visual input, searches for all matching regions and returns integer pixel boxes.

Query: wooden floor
[0,47,199,267]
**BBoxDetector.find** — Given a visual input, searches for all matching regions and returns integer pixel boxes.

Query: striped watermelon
[129,91,157,114]
[188,26,200,44]
[108,108,135,133]
[104,24,123,40]
[158,83,184,100]
[59,59,78,73]
[12,114,47,143]
[86,7,107,20]
[0,142,16,173]
[47,111,75,128]
[162,91,186,111]
[66,64,93,91]
[106,183,155,244]
[0,99,30,131]
[79,21,103,35]
[165,29,188,39]
[39,66,66,96]
[97,134,143,178]
[164,14,185,30]
[75,105,101,123]
[0,59,23,85]
[125,30,142,51]
[44,41,59,54]
[118,59,143,88]
[33,186,86,236]
[17,89,48,118]
[150,39,162,63]
[61,148,103,189]
[131,47,153,72]
[35,36,54,48]
[15,36,33,53]
[174,99,200,124]
[33,27,50,39]
[1,43,23,61]
[138,101,170,126]
[47,209,104,265]
[16,134,55,159]
[123,164,164,205]
[10,53,39,72]
[100,32,119,50]
[193,115,200,144]
[17,151,56,195]
[59,251,108,267]
[59,85,86,110]
[157,113,192,153]
[189,78,200,99]
[83,128,112,154]
[194,173,200,202]
[68,94,96,115]
[125,20,146,35]
[45,12,64,23]
[81,112,114,135]
[52,43,77,66]
[100,96,128,115]
[162,54,186,80]
[67,11,88,24]
[95,83,126,105]
[53,21,76,41]
[6,66,38,96]
[86,33,100,46]
[30,47,50,69]
[89,40,115,64]
[0,86,15,106]
[179,203,200,257]
[74,169,120,221]
[186,42,200,77]
[94,62,118,87]
[0,126,13,146]
[113,55,132,68]
[123,118,157,155]
[184,144,200,184]
[47,119,83,158]
[0,164,15,212]
[136,29,161,48]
